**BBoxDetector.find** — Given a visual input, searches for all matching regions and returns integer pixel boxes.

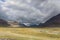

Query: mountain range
[0,14,60,27]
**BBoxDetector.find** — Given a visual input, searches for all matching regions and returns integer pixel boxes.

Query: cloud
[0,0,60,26]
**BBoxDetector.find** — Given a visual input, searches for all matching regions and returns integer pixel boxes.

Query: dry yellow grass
[0,27,60,40]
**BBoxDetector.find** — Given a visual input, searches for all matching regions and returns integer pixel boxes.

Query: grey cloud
[0,0,60,26]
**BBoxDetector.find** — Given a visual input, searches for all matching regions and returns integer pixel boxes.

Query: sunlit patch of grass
[0,36,40,40]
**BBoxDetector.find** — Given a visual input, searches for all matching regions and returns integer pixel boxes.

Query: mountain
[0,14,60,27]
[0,19,9,27]
[41,14,60,27]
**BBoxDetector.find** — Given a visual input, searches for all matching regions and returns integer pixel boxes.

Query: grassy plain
[0,27,60,40]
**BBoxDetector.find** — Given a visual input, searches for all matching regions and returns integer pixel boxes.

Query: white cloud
[0,0,60,26]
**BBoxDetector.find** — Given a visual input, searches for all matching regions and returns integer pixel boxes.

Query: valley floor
[0,27,60,40]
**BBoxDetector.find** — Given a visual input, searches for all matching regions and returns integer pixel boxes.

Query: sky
[0,0,60,26]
